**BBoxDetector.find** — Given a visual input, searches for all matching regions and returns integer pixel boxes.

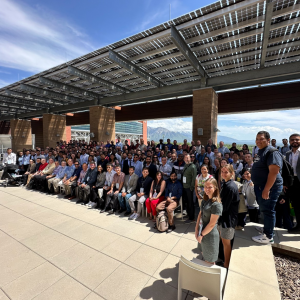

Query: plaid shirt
[77,169,87,183]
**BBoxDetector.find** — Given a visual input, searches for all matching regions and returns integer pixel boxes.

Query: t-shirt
[252,146,283,187]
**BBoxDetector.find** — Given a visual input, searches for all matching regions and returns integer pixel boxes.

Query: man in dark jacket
[144,156,157,180]
[77,162,97,204]
[128,167,153,220]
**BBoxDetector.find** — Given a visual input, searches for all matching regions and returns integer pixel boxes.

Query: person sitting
[33,158,55,190]
[88,165,106,209]
[21,159,36,186]
[118,166,139,215]
[156,171,183,233]
[64,161,82,199]
[145,171,166,222]
[48,161,67,193]
[100,163,116,212]
[77,161,97,204]
[73,163,88,200]
[104,165,125,214]
[128,167,153,220]
[27,158,48,189]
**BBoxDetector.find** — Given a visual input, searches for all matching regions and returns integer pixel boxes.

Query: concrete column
[10,119,32,151]
[89,106,115,142]
[43,114,66,148]
[193,88,218,144]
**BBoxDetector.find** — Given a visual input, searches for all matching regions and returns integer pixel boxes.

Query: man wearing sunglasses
[64,162,82,199]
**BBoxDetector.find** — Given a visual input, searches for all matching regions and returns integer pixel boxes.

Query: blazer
[122,159,130,175]
[121,173,139,194]
[136,176,153,195]
[82,168,98,186]
[144,163,157,180]
[27,163,36,174]
[286,150,300,180]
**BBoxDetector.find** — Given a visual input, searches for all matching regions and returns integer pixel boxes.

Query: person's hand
[107,190,112,195]
[262,188,270,200]
[195,229,199,240]
[279,199,286,204]
[160,201,166,209]
[81,184,86,188]
[283,186,288,193]
[92,186,95,188]
[65,180,69,185]
[196,235,203,244]
[121,192,126,197]
[137,193,141,197]
[249,182,254,186]
[114,190,119,195]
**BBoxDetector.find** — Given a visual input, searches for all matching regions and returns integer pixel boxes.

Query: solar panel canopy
[1,0,300,119]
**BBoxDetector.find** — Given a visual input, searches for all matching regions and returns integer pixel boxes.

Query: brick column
[43,114,66,148]
[10,119,32,151]
[89,106,115,142]
[193,88,218,144]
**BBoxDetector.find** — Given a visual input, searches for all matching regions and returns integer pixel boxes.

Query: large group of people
[1,131,300,267]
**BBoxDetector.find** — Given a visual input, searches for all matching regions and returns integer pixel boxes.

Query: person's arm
[157,180,166,198]
[197,214,220,244]
[149,181,154,199]
[195,210,202,239]
[262,165,280,199]
[195,178,200,199]
[237,163,243,173]
[12,153,16,165]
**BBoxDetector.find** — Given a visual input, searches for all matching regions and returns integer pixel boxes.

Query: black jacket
[218,179,240,228]
[82,168,97,186]
[136,176,153,195]
[144,163,157,180]
[97,158,108,170]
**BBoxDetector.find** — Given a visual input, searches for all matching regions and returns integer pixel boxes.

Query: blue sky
[1,0,299,142]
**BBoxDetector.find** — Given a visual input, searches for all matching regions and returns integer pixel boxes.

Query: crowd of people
[1,131,300,267]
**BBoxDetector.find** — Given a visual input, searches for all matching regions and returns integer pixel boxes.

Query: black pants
[237,212,247,227]
[33,175,47,190]
[183,188,194,220]
[248,208,259,223]
[275,197,293,230]
[289,176,300,228]
[22,174,29,185]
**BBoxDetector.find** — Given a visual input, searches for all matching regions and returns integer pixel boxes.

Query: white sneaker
[133,213,140,220]
[255,226,264,234]
[86,201,92,207]
[129,213,136,220]
[89,202,97,209]
[252,233,274,244]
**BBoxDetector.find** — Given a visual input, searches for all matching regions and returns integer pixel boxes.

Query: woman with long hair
[88,155,97,168]
[219,164,240,268]
[242,144,249,154]
[70,153,76,164]
[195,178,222,264]
[195,164,213,206]
[203,156,213,174]
[145,171,166,221]
[152,155,161,171]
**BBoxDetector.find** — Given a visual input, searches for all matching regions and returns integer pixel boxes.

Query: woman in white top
[195,164,213,206]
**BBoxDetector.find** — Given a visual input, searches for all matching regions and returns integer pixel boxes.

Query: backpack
[156,210,169,232]
[266,149,294,187]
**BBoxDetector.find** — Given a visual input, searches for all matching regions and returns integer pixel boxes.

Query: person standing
[195,178,222,264]
[218,141,230,157]
[159,156,172,181]
[285,133,300,233]
[182,154,197,224]
[280,138,290,156]
[251,131,283,244]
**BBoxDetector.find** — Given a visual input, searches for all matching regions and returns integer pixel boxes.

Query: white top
[289,148,300,176]
[2,153,16,165]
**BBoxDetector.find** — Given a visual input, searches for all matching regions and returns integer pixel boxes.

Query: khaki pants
[26,174,35,185]
[156,200,178,226]
[78,185,90,201]
[48,177,61,193]
[64,181,77,196]
[128,194,148,215]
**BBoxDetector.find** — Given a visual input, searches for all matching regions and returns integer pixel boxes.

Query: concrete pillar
[89,106,115,142]
[66,126,72,143]
[193,88,218,145]
[43,114,66,148]
[10,119,32,152]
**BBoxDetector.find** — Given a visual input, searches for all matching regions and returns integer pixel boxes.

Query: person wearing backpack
[251,131,283,244]
[285,133,300,233]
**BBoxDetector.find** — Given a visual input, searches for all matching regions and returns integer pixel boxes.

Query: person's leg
[185,188,194,221]
[128,194,137,213]
[275,200,283,228]
[166,201,178,227]
[83,185,90,203]
[145,198,152,215]
[124,194,132,213]
[112,193,120,211]
[47,177,54,191]
[64,183,71,196]
[118,193,125,210]
[53,178,61,193]
[282,199,294,231]
[150,199,160,219]
[137,195,147,216]
[237,212,247,228]
[22,174,28,185]
[222,238,232,269]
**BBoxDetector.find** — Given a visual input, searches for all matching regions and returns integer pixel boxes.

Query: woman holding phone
[195,178,222,264]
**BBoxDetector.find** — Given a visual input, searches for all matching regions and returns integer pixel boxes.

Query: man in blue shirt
[251,131,283,244]
[48,161,67,193]
[64,161,82,198]
[156,172,183,233]
[166,139,173,151]
[80,149,89,166]
[131,154,143,178]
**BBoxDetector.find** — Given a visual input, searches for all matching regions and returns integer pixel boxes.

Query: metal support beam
[39,77,99,99]
[260,1,275,68]
[67,66,129,93]
[0,104,34,111]
[20,84,83,103]
[109,50,164,87]
[170,25,207,79]
[0,95,51,109]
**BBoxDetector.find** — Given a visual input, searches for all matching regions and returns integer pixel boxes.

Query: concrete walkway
[0,185,206,300]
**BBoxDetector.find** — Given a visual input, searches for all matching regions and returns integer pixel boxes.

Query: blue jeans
[254,185,283,239]
[118,193,132,212]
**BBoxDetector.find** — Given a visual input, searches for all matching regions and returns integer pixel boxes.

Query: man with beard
[286,133,300,233]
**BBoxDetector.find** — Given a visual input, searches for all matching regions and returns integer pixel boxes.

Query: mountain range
[147,126,255,145]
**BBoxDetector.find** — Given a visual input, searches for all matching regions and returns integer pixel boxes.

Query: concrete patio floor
[0,185,207,300]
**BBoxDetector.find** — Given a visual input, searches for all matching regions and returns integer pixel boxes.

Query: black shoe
[108,209,114,215]
[76,200,83,204]
[100,209,105,213]
[118,209,125,214]
[167,225,176,233]
[124,211,131,216]
[288,226,300,233]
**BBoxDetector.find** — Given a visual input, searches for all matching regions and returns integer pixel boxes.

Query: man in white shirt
[159,156,172,180]
[115,137,123,150]
[232,152,243,179]
[195,140,204,154]
[2,148,16,165]
[138,139,147,152]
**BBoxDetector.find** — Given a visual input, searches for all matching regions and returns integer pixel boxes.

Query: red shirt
[38,162,48,171]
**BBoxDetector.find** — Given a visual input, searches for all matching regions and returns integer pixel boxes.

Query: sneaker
[133,213,140,220]
[167,225,176,233]
[108,209,114,215]
[86,201,92,207]
[255,226,264,234]
[124,211,131,216]
[129,213,136,220]
[89,202,97,209]
[252,233,274,244]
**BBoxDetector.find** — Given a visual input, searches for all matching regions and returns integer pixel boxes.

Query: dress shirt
[176,149,183,155]
[80,154,89,165]
[289,148,300,176]
[17,156,24,166]
[165,179,183,200]
[105,170,116,186]
[218,146,230,156]
[232,161,243,174]
[159,163,172,180]
[55,166,67,179]
[280,145,290,156]
[115,142,123,150]
[23,154,30,165]
[77,169,87,183]
[72,167,82,179]
[112,172,125,188]
[195,145,204,154]
[64,165,75,179]
[2,153,16,165]
[132,160,143,177]
[138,144,147,152]
[52,166,62,176]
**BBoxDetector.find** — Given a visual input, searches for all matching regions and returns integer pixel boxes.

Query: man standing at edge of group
[285,133,300,233]
[182,154,197,223]
[251,131,283,244]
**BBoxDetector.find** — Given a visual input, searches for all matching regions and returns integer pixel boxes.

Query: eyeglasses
[75,164,79,166]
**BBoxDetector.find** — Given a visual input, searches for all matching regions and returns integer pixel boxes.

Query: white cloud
[0,0,96,73]
[148,118,192,132]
